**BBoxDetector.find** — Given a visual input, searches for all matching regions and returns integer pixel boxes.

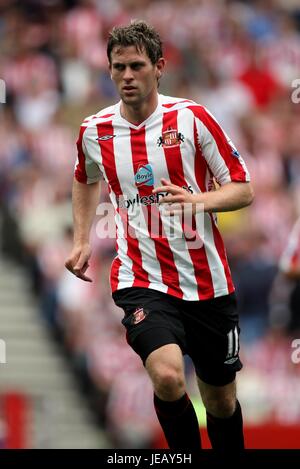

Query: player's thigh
[112,287,186,365]
[145,343,186,399]
[145,343,185,382]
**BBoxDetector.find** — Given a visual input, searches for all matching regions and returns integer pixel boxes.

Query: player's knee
[152,366,185,400]
[204,396,236,418]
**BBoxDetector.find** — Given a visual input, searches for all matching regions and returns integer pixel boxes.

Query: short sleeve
[74,124,102,184]
[191,105,250,186]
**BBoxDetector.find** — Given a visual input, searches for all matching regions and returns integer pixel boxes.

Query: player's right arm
[65,121,102,281]
[65,179,100,281]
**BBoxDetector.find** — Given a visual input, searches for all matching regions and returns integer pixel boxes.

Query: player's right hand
[65,244,92,282]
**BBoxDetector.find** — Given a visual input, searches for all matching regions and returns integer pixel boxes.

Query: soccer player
[65,20,254,452]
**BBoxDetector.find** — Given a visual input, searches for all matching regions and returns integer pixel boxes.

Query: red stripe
[209,213,235,294]
[162,110,214,299]
[193,120,207,193]
[83,113,114,123]
[130,126,181,296]
[189,105,247,182]
[97,121,149,289]
[110,256,122,291]
[162,100,194,109]
[107,184,122,290]
[74,125,88,183]
[96,122,122,196]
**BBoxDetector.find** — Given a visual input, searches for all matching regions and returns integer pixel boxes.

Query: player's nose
[123,66,134,81]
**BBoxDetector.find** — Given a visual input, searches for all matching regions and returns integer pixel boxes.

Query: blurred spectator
[269,216,300,334]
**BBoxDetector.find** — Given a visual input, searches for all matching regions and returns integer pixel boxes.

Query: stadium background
[1,0,300,449]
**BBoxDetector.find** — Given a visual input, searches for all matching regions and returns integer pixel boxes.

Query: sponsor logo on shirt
[117,192,164,209]
[131,307,148,325]
[117,185,193,209]
[157,128,185,148]
[134,164,154,187]
[96,134,115,141]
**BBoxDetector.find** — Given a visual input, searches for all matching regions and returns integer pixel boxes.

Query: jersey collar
[115,94,163,129]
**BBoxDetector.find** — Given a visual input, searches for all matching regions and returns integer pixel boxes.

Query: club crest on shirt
[157,128,185,148]
[134,164,154,187]
[131,307,148,325]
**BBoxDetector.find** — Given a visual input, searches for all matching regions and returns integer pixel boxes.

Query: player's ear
[156,57,166,78]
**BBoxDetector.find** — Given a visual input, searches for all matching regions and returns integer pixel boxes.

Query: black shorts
[112,287,243,386]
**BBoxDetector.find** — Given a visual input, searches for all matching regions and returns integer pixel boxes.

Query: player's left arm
[154,105,254,215]
[196,180,253,212]
[153,178,253,215]
[189,105,254,213]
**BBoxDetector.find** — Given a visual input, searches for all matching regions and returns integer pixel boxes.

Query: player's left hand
[152,178,202,216]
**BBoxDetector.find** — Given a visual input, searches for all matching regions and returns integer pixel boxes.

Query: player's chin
[120,92,140,104]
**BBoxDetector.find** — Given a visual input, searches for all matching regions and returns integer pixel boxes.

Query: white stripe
[227,329,233,358]
[204,215,229,296]
[113,200,134,287]
[234,326,239,356]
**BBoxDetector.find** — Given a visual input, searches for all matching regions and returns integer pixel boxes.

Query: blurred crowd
[1,0,300,448]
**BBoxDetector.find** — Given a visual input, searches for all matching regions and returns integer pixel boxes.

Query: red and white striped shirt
[75,95,250,300]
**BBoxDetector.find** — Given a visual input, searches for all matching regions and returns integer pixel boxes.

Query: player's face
[109,45,164,106]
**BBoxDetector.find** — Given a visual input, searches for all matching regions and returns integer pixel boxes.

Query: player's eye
[131,63,143,70]
[113,64,125,71]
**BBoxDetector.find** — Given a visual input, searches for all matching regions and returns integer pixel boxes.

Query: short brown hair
[107,20,163,64]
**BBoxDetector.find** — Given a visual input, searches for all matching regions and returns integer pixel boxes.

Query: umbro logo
[96,135,115,141]
[224,356,239,365]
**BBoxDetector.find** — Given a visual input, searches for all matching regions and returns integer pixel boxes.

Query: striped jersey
[75,94,250,300]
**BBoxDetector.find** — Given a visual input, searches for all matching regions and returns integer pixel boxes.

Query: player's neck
[120,92,159,126]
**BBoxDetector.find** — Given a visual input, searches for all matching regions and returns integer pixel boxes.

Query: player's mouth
[122,86,137,93]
